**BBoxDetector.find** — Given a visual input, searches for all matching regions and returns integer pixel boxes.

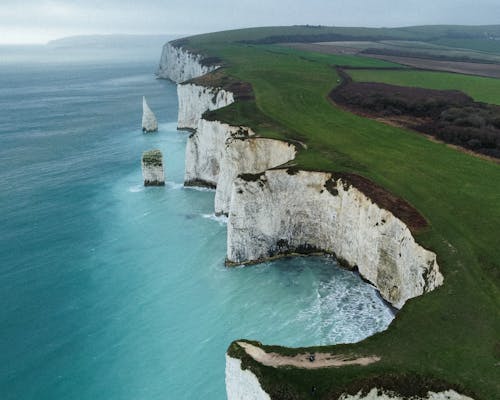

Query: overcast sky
[1,0,499,44]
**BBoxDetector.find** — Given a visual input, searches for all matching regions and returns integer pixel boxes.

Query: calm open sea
[0,43,393,399]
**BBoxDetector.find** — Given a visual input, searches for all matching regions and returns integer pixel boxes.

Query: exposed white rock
[227,169,443,308]
[215,137,296,215]
[141,149,165,186]
[177,83,234,130]
[184,119,296,214]
[339,388,474,400]
[184,119,239,188]
[157,42,218,83]
[225,355,271,400]
[142,96,158,133]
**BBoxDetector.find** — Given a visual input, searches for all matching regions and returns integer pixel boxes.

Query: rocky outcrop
[142,149,165,186]
[177,83,234,130]
[339,388,474,399]
[227,169,443,309]
[157,42,219,83]
[226,354,473,400]
[227,355,474,400]
[184,119,296,215]
[215,137,296,215]
[184,119,240,188]
[142,96,158,133]
[225,355,270,400]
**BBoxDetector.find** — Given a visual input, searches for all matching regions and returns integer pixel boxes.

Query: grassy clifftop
[177,26,500,399]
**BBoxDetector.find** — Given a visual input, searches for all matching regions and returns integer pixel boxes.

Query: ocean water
[0,45,394,400]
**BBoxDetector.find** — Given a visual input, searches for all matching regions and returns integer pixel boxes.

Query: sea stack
[142,96,158,133]
[142,149,165,186]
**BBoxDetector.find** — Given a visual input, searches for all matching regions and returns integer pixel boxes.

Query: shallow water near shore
[0,46,393,399]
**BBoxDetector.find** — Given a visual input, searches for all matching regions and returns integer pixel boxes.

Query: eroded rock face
[339,388,474,400]
[142,96,158,133]
[184,119,238,188]
[142,149,165,186]
[227,169,443,309]
[184,119,296,215]
[177,83,234,130]
[157,43,218,83]
[215,138,296,215]
[225,355,271,400]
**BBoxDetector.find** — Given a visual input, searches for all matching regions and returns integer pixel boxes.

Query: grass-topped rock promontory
[166,26,500,399]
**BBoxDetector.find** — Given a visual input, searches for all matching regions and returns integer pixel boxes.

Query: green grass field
[431,38,500,55]
[348,68,500,105]
[183,29,500,399]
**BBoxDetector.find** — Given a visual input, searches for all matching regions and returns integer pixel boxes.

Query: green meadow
[186,31,500,399]
[349,68,500,105]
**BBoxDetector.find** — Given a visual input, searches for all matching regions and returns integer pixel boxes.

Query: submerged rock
[142,96,158,133]
[142,149,164,186]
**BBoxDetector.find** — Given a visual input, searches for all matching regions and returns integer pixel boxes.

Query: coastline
[155,41,471,399]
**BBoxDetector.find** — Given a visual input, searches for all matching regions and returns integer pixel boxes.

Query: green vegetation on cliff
[180,26,500,399]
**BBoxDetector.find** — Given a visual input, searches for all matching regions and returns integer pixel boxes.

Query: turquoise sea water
[0,45,393,399]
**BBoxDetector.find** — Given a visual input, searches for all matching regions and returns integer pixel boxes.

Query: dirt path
[238,342,380,369]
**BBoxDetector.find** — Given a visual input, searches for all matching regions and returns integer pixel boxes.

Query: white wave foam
[185,185,215,192]
[166,181,184,190]
[128,185,144,193]
[202,213,228,225]
[295,273,394,345]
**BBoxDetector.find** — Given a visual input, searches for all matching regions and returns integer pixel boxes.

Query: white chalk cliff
[225,356,270,400]
[161,42,455,400]
[157,42,219,83]
[215,137,296,215]
[184,118,296,215]
[177,83,234,130]
[227,169,443,309]
[142,96,158,133]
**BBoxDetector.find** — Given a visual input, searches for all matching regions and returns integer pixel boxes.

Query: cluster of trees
[420,106,500,157]
[331,81,500,158]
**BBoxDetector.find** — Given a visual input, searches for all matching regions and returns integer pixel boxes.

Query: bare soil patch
[238,342,380,369]
[362,54,500,79]
[285,42,500,78]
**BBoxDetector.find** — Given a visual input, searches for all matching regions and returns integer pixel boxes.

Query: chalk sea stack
[142,96,158,133]
[141,149,165,186]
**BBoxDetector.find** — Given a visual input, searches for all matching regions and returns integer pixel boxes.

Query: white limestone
[340,388,474,400]
[227,169,443,309]
[225,355,271,400]
[184,119,296,214]
[141,150,165,186]
[184,119,240,188]
[177,83,234,130]
[215,137,296,215]
[142,96,158,133]
[157,42,218,83]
